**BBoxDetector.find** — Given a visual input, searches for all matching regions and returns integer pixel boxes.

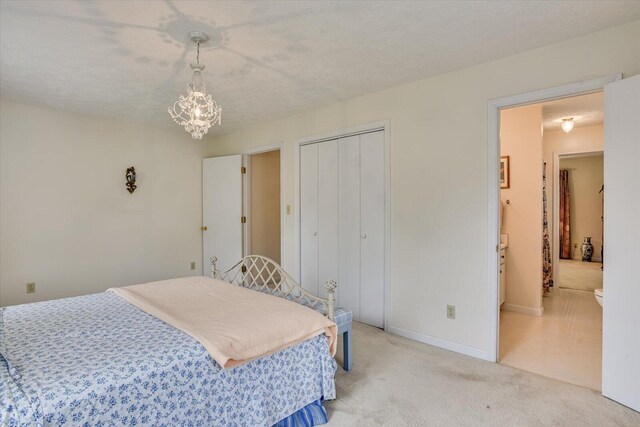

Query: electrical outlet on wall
[26,282,36,294]
[447,305,456,319]
[190,261,196,271]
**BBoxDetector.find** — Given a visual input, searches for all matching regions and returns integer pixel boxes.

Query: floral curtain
[543,162,553,293]
[559,169,571,259]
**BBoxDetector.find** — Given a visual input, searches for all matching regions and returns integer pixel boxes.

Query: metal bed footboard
[210,255,336,321]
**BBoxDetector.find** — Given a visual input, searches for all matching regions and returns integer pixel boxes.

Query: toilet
[595,288,603,307]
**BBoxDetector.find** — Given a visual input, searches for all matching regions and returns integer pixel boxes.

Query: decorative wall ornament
[168,32,222,140]
[125,167,137,194]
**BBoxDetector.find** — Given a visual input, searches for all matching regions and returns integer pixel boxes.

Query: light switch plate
[286,205,292,215]
[26,282,36,294]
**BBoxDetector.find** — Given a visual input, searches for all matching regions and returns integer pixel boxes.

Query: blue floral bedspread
[0,292,336,426]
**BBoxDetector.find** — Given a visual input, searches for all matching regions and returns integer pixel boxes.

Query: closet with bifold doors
[300,130,385,328]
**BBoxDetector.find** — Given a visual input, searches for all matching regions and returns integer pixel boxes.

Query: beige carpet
[558,259,602,292]
[325,322,639,426]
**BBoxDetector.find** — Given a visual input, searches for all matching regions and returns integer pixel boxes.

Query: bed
[1,255,338,426]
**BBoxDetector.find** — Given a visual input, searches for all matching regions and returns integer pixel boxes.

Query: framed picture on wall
[500,156,510,189]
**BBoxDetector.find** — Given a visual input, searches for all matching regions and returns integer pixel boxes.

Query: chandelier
[168,32,222,139]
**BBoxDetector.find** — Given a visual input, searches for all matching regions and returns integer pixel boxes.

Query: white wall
[202,21,640,358]
[500,104,543,314]
[0,101,205,306]
[559,154,604,261]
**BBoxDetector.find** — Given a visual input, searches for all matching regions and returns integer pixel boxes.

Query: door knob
[313,232,317,236]
[362,234,367,239]
[201,226,208,231]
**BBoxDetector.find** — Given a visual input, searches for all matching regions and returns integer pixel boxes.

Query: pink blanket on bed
[108,276,336,369]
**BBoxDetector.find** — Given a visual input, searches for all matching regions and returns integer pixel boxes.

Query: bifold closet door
[317,140,339,298]
[338,136,362,319]
[301,141,339,297]
[300,144,319,295]
[301,131,385,328]
[359,131,385,328]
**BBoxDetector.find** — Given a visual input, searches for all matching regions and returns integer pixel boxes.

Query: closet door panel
[300,144,319,295]
[338,135,361,319]
[359,131,385,328]
[317,140,339,299]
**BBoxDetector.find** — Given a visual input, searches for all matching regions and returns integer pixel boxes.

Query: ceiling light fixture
[561,118,574,133]
[168,32,222,139]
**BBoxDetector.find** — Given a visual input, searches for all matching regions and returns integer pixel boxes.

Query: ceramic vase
[581,237,594,262]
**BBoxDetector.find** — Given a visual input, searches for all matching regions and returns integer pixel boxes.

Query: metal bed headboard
[210,255,336,321]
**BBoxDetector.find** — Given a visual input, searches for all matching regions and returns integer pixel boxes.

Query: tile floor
[558,259,603,292]
[500,287,602,390]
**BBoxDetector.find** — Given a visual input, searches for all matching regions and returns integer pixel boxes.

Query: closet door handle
[361,234,367,239]
[313,232,317,236]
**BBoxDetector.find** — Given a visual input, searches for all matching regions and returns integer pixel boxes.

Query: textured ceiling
[1,1,639,137]
[542,91,603,131]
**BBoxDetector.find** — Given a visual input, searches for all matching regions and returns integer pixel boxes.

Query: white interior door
[300,144,319,294]
[338,135,362,319]
[602,75,640,411]
[359,131,385,328]
[318,140,339,298]
[202,155,243,274]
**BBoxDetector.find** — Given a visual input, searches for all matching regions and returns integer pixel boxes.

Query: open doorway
[498,91,604,391]
[245,149,282,263]
[556,152,604,292]
[201,147,282,277]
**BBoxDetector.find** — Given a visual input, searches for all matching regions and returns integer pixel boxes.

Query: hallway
[500,288,602,390]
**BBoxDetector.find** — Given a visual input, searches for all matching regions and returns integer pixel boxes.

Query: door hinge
[241,216,247,224]
[241,166,246,174]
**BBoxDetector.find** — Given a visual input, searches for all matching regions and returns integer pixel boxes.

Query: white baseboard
[501,303,544,317]
[388,326,490,361]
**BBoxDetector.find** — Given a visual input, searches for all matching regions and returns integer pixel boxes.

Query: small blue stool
[333,307,353,371]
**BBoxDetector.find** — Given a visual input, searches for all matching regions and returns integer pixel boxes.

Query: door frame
[486,74,620,363]
[294,120,391,331]
[243,143,285,264]
[553,149,604,281]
